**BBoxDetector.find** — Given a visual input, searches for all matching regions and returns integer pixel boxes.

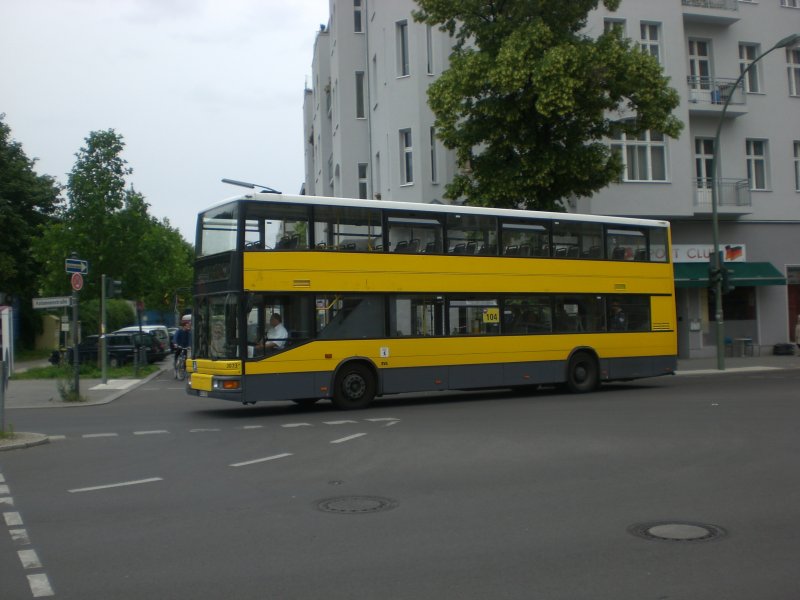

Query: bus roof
[206,192,671,229]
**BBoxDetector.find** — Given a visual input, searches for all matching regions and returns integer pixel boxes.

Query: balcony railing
[687,77,745,106]
[693,178,751,209]
[682,0,737,10]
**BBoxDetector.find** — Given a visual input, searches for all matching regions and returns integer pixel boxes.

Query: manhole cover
[628,521,726,543]
[316,496,397,514]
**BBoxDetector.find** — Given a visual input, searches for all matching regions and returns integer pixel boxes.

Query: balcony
[687,77,747,117]
[682,0,740,25]
[693,178,752,216]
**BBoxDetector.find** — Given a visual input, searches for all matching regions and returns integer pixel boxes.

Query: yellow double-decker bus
[187,191,676,409]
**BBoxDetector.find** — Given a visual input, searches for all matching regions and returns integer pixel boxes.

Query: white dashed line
[365,418,400,422]
[27,573,55,597]
[82,433,118,438]
[324,420,358,425]
[4,511,23,526]
[68,477,163,494]
[1,496,14,507]
[282,423,312,428]
[0,473,5,482]
[330,433,367,444]
[133,430,169,436]
[242,425,264,430]
[47,435,66,441]
[18,548,42,569]
[10,528,30,544]
[384,420,399,427]
[0,484,9,495]
[190,428,221,433]
[230,453,293,468]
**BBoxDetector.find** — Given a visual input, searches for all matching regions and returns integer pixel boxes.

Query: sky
[0,0,327,243]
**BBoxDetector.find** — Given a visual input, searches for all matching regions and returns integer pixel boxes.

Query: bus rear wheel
[333,363,376,410]
[566,351,599,393]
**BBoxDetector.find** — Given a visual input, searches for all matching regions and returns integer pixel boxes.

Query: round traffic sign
[71,272,83,291]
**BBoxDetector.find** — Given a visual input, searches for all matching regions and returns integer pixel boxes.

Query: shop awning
[674,262,787,288]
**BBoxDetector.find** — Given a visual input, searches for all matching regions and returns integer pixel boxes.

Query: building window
[358,163,369,199]
[793,141,800,192]
[610,128,668,182]
[640,22,661,64]
[603,18,626,36]
[781,0,800,8]
[355,71,365,119]
[426,24,434,75]
[400,129,413,185]
[739,43,761,93]
[430,127,439,184]
[746,139,769,191]
[353,0,363,33]
[788,47,800,97]
[396,21,410,77]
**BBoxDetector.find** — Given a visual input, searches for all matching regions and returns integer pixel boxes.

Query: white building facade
[303,0,800,358]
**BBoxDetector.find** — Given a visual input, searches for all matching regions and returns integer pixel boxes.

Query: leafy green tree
[32,129,193,335]
[0,114,62,348]
[413,0,683,210]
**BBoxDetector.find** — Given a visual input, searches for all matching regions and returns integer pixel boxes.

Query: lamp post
[709,32,800,371]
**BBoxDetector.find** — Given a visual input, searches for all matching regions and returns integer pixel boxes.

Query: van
[114,325,170,360]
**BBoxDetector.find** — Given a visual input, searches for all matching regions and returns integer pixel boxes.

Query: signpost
[65,258,89,275]
[67,253,86,399]
[32,296,72,309]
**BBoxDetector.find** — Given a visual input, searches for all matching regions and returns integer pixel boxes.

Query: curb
[0,432,50,452]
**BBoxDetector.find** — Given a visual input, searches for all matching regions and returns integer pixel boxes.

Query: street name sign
[65,258,89,274]
[32,296,72,309]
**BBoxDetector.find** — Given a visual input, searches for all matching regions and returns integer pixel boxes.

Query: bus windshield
[194,293,242,360]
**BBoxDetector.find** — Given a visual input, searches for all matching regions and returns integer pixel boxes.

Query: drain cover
[316,495,397,514]
[628,521,726,542]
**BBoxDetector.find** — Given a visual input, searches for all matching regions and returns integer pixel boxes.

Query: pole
[101,274,107,384]
[709,32,800,371]
[71,284,80,398]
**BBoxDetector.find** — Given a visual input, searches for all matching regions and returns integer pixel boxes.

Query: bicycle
[174,347,188,381]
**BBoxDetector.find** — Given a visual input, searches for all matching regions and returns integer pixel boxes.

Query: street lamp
[709,32,800,370]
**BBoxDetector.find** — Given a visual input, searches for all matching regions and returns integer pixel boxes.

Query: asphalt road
[2,369,800,599]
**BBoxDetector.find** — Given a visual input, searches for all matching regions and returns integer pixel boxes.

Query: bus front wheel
[566,351,599,393]
[333,363,376,410]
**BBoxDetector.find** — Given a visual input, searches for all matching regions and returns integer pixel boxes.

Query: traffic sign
[71,273,84,291]
[32,296,72,309]
[65,258,89,274]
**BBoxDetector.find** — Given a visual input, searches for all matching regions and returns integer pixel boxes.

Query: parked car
[63,332,161,367]
[115,325,170,360]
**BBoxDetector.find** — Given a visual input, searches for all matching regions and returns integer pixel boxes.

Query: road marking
[133,430,169,435]
[1,496,14,507]
[190,428,221,433]
[282,423,311,428]
[230,453,293,468]
[10,528,30,544]
[4,511,23,526]
[0,484,8,494]
[18,549,42,569]
[384,420,399,427]
[68,477,163,494]
[330,433,367,444]
[48,435,66,441]
[324,420,358,425]
[242,425,263,430]
[27,573,55,597]
[82,433,118,438]
[365,418,400,422]
[0,473,4,482]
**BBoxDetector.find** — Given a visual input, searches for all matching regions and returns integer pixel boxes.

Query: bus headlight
[212,377,241,391]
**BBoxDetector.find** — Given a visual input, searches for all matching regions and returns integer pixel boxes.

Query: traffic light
[721,267,734,295]
[107,278,123,298]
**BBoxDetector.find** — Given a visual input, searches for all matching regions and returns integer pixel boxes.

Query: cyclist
[173,320,191,369]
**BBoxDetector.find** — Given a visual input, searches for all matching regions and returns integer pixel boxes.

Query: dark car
[63,332,161,367]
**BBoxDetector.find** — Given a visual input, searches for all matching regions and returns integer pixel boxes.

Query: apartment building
[303,0,800,358]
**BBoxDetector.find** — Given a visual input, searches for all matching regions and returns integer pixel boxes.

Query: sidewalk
[1,359,172,451]
[2,352,798,451]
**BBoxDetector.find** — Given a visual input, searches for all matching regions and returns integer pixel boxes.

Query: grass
[12,362,159,380]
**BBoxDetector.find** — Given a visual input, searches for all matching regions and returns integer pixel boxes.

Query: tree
[413,0,683,210]
[32,130,193,334]
[0,114,62,348]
